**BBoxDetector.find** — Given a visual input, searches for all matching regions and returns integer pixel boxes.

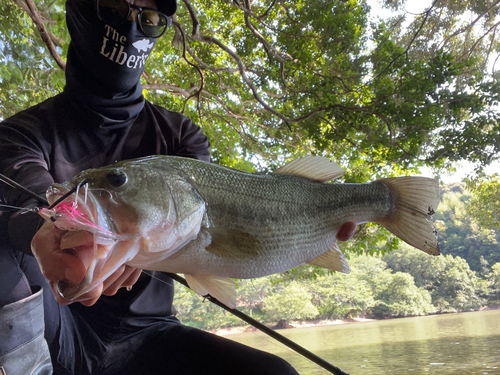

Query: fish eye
[106,170,128,188]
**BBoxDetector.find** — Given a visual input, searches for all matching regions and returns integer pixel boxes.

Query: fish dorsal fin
[184,274,237,309]
[273,156,345,183]
[206,228,261,258]
[307,243,350,273]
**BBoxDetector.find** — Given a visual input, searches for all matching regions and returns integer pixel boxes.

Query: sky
[421,161,500,184]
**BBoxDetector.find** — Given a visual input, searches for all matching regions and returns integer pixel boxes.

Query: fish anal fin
[307,243,350,274]
[273,156,345,183]
[206,228,261,258]
[184,274,236,309]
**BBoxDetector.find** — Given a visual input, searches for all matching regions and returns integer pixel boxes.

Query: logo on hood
[133,39,155,53]
[100,25,154,70]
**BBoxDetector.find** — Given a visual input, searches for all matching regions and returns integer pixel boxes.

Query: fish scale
[155,175,392,278]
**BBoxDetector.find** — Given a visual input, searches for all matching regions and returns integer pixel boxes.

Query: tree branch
[13,0,66,71]
[171,20,205,114]
[181,0,200,36]
[373,0,438,81]
[438,0,500,52]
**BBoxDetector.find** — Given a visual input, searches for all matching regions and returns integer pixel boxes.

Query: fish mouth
[39,181,135,301]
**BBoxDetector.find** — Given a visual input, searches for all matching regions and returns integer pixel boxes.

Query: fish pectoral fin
[184,274,237,309]
[206,228,261,258]
[273,156,345,183]
[307,243,350,274]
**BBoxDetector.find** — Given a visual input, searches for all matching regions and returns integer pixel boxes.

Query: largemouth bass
[39,156,440,308]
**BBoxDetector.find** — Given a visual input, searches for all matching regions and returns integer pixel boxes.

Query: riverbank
[212,317,376,336]
[211,305,500,336]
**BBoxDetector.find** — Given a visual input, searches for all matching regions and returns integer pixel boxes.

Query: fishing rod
[0,172,89,210]
[0,173,350,375]
[0,172,49,206]
[166,272,350,375]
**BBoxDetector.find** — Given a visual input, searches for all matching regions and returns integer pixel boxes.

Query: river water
[227,309,500,374]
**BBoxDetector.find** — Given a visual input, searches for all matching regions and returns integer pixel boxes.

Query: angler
[0,0,300,374]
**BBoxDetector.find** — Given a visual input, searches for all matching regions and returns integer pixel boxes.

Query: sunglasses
[96,0,172,38]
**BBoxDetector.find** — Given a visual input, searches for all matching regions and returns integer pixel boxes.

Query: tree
[262,281,319,322]
[0,0,67,118]
[431,256,486,312]
[371,272,435,318]
[235,277,272,317]
[433,188,500,272]
[3,1,499,327]
[1,0,499,175]
[383,243,444,289]
[384,244,487,312]
[466,174,500,229]
[486,262,500,301]
[173,281,242,330]
[309,269,375,319]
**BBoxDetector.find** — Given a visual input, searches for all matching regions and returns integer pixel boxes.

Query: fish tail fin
[376,176,440,255]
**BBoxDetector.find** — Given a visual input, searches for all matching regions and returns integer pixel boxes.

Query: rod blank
[167,272,350,375]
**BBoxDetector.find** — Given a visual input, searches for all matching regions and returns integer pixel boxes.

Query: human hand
[31,221,142,306]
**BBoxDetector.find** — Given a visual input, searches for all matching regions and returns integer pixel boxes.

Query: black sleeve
[175,116,211,163]
[0,118,52,255]
[148,103,211,163]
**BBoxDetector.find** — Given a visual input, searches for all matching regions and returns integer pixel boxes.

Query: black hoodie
[0,0,210,322]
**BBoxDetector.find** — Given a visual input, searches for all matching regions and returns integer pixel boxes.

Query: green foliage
[384,245,486,312]
[262,281,319,322]
[0,0,67,119]
[486,263,500,301]
[309,267,375,319]
[234,278,271,316]
[371,272,435,318]
[174,252,486,330]
[434,187,500,272]
[431,256,486,312]
[466,174,500,229]
[1,0,499,176]
[173,244,500,330]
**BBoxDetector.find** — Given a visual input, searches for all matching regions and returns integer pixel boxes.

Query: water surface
[227,310,500,374]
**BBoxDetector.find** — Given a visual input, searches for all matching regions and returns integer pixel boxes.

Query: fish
[38,155,440,308]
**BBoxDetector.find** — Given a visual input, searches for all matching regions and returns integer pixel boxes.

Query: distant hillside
[435,184,500,273]
[440,182,465,196]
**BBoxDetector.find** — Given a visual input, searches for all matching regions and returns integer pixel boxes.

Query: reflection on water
[227,309,500,374]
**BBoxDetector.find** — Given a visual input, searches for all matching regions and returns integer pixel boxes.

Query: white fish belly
[144,227,339,278]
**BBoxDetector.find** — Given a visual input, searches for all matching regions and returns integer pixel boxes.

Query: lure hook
[48,178,91,210]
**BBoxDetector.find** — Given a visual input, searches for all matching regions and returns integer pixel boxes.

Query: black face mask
[65,0,157,97]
